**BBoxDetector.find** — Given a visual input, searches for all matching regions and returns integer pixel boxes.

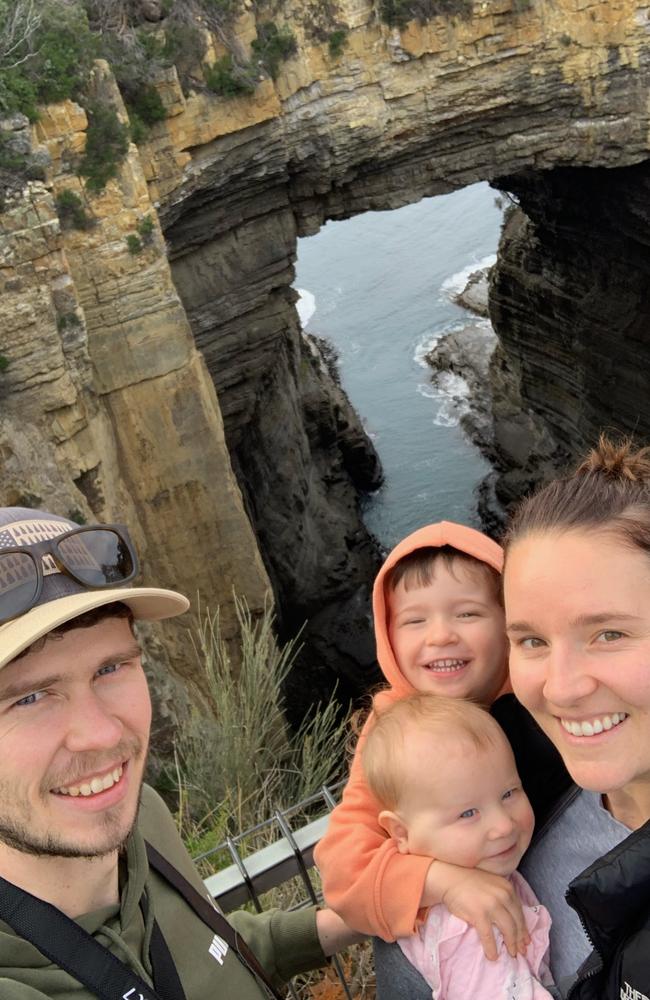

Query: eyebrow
[0,644,142,704]
[506,612,641,635]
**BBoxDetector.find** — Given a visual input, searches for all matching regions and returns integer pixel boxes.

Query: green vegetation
[0,2,96,120]
[55,189,93,230]
[204,54,256,97]
[378,0,472,28]
[251,22,297,80]
[126,215,157,254]
[170,597,349,859]
[79,103,130,194]
[328,28,348,59]
[0,354,8,372]
[56,311,82,332]
[137,214,155,242]
[126,233,143,255]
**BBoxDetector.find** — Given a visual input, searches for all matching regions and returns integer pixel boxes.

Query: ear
[378,810,410,854]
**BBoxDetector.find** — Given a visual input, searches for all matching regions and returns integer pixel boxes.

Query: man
[0,507,360,998]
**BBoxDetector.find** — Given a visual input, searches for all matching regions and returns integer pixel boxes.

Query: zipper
[565,888,604,999]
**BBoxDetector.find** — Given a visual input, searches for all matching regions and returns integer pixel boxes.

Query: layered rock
[488,161,650,507]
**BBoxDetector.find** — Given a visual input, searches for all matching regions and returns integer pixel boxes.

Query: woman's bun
[577,433,650,483]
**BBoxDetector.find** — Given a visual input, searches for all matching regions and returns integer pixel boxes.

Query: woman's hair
[384,545,502,606]
[504,434,650,555]
[362,692,502,811]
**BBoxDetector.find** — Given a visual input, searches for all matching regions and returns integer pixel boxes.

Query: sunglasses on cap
[0,524,138,624]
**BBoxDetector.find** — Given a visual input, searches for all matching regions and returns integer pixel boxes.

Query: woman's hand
[422,861,530,961]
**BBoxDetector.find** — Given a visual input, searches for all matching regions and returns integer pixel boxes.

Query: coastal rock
[453,267,491,318]
[426,321,498,457]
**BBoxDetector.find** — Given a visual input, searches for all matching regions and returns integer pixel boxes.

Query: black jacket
[495,696,650,1000]
[565,812,650,1000]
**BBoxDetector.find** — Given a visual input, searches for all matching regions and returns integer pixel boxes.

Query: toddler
[315,521,510,940]
[363,694,555,999]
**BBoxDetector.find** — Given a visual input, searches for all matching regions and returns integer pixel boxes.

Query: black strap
[0,847,283,1000]
[0,873,162,1000]
[145,841,283,1000]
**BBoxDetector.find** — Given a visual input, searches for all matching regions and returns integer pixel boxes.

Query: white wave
[440,253,497,301]
[295,288,316,328]
[431,371,472,427]
[413,333,442,368]
[416,382,438,400]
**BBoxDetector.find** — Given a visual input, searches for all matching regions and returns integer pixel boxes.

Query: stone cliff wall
[4,0,650,723]
[488,161,650,506]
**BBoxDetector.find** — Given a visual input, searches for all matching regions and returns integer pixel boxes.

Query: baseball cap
[0,507,189,669]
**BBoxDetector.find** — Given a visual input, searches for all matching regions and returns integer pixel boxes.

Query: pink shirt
[398,872,555,999]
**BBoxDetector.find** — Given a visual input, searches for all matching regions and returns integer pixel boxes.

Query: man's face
[0,617,151,858]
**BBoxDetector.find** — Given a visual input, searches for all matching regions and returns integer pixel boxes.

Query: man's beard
[0,739,146,859]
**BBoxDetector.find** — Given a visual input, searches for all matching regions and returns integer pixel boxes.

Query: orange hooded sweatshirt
[313,521,508,941]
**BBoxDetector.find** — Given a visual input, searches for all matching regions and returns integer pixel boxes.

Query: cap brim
[0,588,190,670]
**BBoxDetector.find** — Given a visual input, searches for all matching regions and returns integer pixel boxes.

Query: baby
[362,693,555,999]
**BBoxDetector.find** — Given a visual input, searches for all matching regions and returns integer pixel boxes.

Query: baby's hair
[362,693,503,812]
[505,433,650,556]
[384,545,502,607]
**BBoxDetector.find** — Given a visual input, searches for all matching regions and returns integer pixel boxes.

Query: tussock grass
[172,596,350,858]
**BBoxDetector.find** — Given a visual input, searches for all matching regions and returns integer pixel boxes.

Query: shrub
[126,84,167,128]
[204,54,256,97]
[0,354,8,372]
[137,214,155,241]
[56,311,82,332]
[379,0,472,28]
[328,28,348,58]
[126,233,143,254]
[251,22,297,80]
[55,189,93,230]
[170,597,349,848]
[0,2,96,117]
[79,103,130,194]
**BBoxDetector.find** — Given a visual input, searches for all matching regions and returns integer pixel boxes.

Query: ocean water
[294,182,504,549]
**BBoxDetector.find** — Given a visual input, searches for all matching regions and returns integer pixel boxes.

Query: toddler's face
[394,731,534,876]
[387,560,507,704]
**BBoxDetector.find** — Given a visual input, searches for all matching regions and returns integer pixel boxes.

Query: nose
[424,617,458,646]
[63,690,123,754]
[541,645,598,708]
[487,806,516,841]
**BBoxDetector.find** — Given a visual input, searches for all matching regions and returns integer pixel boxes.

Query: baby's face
[396,731,534,876]
[387,560,507,705]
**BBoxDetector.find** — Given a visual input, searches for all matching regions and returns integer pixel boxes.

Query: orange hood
[372,521,505,700]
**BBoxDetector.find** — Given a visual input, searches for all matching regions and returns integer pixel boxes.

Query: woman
[374,436,650,999]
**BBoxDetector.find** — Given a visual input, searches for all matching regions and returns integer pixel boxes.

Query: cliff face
[488,161,650,506]
[4,0,650,725]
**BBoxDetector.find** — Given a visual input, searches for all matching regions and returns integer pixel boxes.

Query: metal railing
[199,781,354,998]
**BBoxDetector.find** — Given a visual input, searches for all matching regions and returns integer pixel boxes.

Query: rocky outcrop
[488,161,650,508]
[5,0,650,723]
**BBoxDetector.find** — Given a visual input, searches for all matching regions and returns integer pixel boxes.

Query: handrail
[199,782,351,997]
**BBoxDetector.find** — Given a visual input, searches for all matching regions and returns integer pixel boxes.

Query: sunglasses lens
[0,553,39,622]
[57,529,135,587]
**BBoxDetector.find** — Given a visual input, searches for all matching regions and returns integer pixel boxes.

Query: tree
[0,1,42,71]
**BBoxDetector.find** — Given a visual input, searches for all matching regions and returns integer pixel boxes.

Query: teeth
[560,713,628,738]
[425,659,467,672]
[55,765,123,797]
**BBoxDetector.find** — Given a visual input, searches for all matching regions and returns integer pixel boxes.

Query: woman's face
[504,528,650,811]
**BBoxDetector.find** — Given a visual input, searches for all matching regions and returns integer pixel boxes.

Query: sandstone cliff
[3,0,650,733]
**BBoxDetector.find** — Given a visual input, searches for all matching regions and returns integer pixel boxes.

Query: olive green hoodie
[0,785,324,999]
